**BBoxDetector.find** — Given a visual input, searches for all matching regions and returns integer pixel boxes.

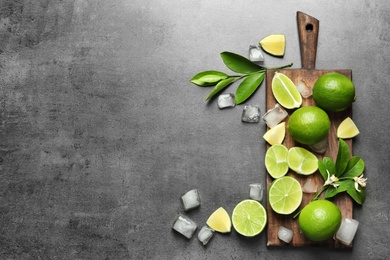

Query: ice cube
[248,45,264,62]
[242,105,261,123]
[302,177,318,193]
[197,225,214,245]
[249,183,263,201]
[308,137,328,154]
[172,214,197,239]
[296,79,312,98]
[181,189,201,211]
[218,93,236,109]
[278,226,293,243]
[335,218,359,245]
[262,104,288,128]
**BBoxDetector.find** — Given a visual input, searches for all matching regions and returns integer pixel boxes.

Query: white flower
[353,174,367,192]
[324,170,339,188]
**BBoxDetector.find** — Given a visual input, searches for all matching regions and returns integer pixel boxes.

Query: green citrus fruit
[232,199,267,237]
[287,147,318,175]
[265,144,289,178]
[298,199,342,241]
[312,72,356,112]
[268,176,302,215]
[287,106,331,145]
[271,72,302,109]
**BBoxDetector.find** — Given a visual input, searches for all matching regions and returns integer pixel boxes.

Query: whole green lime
[287,106,330,145]
[312,72,356,112]
[298,199,342,241]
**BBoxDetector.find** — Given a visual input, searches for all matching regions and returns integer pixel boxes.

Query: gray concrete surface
[0,0,389,259]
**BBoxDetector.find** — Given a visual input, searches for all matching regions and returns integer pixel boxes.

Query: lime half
[265,144,289,178]
[268,176,302,215]
[272,72,302,109]
[232,199,267,237]
[287,147,318,175]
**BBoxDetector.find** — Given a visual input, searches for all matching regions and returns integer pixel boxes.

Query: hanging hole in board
[306,23,313,32]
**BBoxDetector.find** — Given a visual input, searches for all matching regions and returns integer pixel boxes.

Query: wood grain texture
[265,68,353,248]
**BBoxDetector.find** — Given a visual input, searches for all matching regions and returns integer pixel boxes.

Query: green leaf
[342,156,365,178]
[205,77,238,101]
[335,139,350,177]
[344,180,366,205]
[220,52,264,74]
[235,72,265,104]
[318,157,336,181]
[324,182,348,199]
[190,70,228,86]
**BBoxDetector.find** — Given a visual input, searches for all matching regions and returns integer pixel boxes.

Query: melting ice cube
[262,104,288,128]
[249,183,263,201]
[308,137,328,154]
[248,45,265,62]
[181,189,201,211]
[172,214,197,239]
[278,226,293,243]
[218,93,236,109]
[242,105,260,123]
[335,218,359,245]
[302,177,318,194]
[197,226,214,245]
[296,79,312,98]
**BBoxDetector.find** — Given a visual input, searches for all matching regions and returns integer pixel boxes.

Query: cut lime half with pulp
[265,144,289,178]
[232,199,267,237]
[287,147,318,175]
[268,176,303,215]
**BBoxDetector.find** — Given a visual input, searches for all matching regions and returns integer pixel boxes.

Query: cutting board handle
[297,11,319,69]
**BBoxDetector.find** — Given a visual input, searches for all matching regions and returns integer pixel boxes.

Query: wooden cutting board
[265,12,353,248]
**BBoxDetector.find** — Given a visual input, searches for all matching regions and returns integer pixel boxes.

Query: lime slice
[232,199,267,237]
[268,176,303,215]
[259,34,286,57]
[337,117,360,139]
[287,147,318,175]
[272,72,302,109]
[265,144,289,178]
[263,122,285,145]
[206,207,231,233]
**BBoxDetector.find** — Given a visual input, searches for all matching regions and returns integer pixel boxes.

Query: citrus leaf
[220,52,264,74]
[335,139,350,177]
[344,180,366,205]
[235,72,265,104]
[342,156,365,178]
[205,77,237,101]
[190,70,228,86]
[324,182,348,199]
[318,157,336,181]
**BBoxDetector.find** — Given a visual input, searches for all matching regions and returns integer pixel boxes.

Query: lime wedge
[268,176,303,215]
[337,117,360,139]
[206,207,231,233]
[287,147,318,175]
[232,199,267,237]
[272,72,302,109]
[263,122,285,145]
[265,144,289,178]
[259,34,286,57]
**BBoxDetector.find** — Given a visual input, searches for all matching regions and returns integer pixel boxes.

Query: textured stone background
[0,0,389,259]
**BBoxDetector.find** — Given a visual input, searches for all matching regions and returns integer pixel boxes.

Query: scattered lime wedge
[259,34,286,57]
[337,117,360,139]
[265,144,289,178]
[232,199,267,237]
[287,147,318,175]
[263,122,285,145]
[268,176,303,215]
[272,72,302,109]
[206,207,231,233]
